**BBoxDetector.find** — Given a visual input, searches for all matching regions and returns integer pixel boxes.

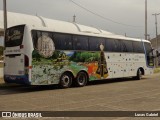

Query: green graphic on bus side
[31,48,109,85]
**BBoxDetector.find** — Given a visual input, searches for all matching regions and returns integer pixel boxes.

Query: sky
[0,0,160,39]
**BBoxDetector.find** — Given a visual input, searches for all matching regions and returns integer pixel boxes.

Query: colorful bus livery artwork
[4,19,154,88]
[32,44,109,85]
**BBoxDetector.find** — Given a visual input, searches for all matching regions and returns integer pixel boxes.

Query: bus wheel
[136,69,142,80]
[59,72,73,88]
[75,72,88,87]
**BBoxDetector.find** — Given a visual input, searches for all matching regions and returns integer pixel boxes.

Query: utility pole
[152,13,160,67]
[145,0,148,40]
[125,33,127,37]
[152,13,160,49]
[146,34,150,41]
[73,14,76,23]
[3,0,7,34]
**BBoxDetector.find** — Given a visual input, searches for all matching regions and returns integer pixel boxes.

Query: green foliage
[32,50,41,61]
[32,50,100,63]
[50,51,62,59]
[70,52,100,62]
[32,50,66,62]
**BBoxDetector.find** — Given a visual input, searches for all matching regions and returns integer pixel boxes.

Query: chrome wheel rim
[62,75,70,85]
[78,74,86,85]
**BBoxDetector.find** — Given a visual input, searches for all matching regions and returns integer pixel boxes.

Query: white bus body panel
[4,25,33,84]
[105,53,147,79]
[4,54,24,75]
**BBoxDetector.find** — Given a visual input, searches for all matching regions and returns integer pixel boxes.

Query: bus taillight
[24,55,29,74]
[25,55,29,67]
[20,45,24,49]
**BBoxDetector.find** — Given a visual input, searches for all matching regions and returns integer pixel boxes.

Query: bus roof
[0,11,149,43]
[27,18,149,43]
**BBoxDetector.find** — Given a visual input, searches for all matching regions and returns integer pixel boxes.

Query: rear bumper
[4,75,31,85]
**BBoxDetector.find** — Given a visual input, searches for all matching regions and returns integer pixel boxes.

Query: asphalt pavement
[0,73,160,120]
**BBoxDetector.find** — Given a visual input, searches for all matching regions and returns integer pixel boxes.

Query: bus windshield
[145,42,154,67]
[5,25,25,47]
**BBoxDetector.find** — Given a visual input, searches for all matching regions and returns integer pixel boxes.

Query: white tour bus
[4,20,154,88]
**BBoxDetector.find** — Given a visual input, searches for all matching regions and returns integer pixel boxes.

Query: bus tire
[136,69,142,80]
[75,71,88,87]
[59,72,73,88]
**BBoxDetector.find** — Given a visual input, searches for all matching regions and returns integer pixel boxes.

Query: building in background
[150,35,160,49]
[150,35,160,66]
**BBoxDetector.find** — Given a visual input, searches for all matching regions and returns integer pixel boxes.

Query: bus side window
[123,40,134,52]
[52,33,60,50]
[113,39,121,52]
[89,37,105,51]
[31,30,38,49]
[133,41,144,53]
[105,39,115,52]
[62,34,72,50]
[32,30,44,50]
[120,40,127,52]
[73,35,88,50]
[53,33,72,50]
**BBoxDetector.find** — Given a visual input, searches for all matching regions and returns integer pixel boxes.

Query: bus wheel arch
[135,67,144,80]
[75,70,89,87]
[59,71,74,88]
[139,67,145,75]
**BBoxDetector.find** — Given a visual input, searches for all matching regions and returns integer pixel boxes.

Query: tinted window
[114,39,124,52]
[31,30,38,48]
[5,25,25,47]
[106,39,134,53]
[145,42,152,53]
[53,33,72,50]
[73,35,88,50]
[133,41,144,53]
[144,42,154,66]
[32,31,53,49]
[121,40,128,52]
[32,31,73,50]
[89,37,105,51]
[105,39,122,52]
[105,39,115,52]
[106,39,122,52]
[122,40,134,52]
